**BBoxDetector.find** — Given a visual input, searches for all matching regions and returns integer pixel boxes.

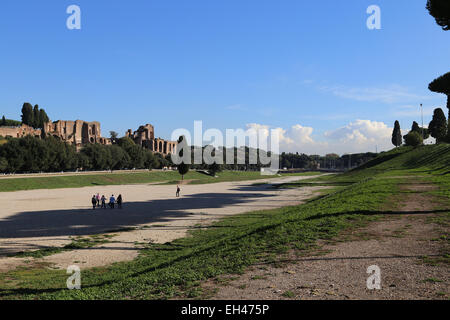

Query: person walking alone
[176,185,181,197]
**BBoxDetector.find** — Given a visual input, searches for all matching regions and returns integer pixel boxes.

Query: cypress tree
[39,108,50,129]
[33,105,40,128]
[391,121,402,147]
[21,103,34,126]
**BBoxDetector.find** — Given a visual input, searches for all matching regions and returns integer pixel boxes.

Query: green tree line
[0,136,170,173]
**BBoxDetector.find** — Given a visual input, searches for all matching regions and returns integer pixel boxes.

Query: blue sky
[0,0,448,154]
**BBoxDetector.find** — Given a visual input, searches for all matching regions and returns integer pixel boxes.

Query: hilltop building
[125,124,177,155]
[0,119,176,155]
[43,120,111,149]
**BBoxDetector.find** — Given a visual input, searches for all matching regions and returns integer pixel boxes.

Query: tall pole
[421,103,424,144]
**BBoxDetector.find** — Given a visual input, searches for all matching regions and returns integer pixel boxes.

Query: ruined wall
[0,124,41,139]
[126,124,176,155]
[44,120,111,148]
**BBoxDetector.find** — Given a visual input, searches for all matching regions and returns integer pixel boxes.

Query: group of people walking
[90,185,181,210]
[91,193,123,210]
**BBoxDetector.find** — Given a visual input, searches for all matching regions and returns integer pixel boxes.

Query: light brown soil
[0,175,326,271]
[204,182,449,300]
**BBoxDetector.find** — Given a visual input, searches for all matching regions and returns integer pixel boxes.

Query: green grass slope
[333,144,450,182]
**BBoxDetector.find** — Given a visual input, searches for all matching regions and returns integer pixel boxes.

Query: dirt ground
[204,183,449,300]
[0,175,326,271]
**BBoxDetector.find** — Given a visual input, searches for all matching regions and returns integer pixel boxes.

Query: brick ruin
[0,124,42,139]
[43,120,111,149]
[126,124,177,155]
[0,120,176,155]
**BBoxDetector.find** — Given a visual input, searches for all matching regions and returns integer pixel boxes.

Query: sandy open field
[0,175,326,271]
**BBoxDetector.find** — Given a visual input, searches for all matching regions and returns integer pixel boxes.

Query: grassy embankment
[0,144,448,299]
[0,170,318,192]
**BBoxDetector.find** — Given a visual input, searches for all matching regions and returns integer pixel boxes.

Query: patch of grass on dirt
[281,290,295,298]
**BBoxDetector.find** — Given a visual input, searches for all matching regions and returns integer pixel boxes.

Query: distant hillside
[336,144,450,181]
[0,118,21,127]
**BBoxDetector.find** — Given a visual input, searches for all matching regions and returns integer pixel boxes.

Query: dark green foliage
[0,136,78,173]
[0,157,8,171]
[411,121,430,140]
[429,73,450,140]
[403,131,423,147]
[176,135,190,179]
[0,116,21,127]
[208,162,222,176]
[178,162,190,179]
[39,109,49,128]
[392,120,402,147]
[411,121,421,133]
[427,0,450,30]
[429,108,448,143]
[20,103,49,129]
[33,105,40,128]
[429,72,450,97]
[0,135,159,173]
[21,103,34,126]
[109,131,119,144]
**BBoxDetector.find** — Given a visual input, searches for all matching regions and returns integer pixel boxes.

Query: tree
[39,109,49,128]
[411,121,421,134]
[427,0,450,31]
[0,157,8,172]
[1,116,6,126]
[391,120,402,147]
[109,131,119,144]
[428,108,448,143]
[21,103,34,127]
[429,72,450,140]
[177,135,190,180]
[411,121,429,141]
[404,131,423,147]
[208,162,222,177]
[177,162,190,180]
[33,105,40,128]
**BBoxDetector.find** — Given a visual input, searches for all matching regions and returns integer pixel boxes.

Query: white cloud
[320,85,429,104]
[245,120,397,155]
[323,120,393,153]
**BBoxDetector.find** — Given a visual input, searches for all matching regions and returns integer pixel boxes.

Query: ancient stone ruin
[0,124,42,139]
[126,124,177,155]
[43,120,111,149]
[1,120,177,155]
